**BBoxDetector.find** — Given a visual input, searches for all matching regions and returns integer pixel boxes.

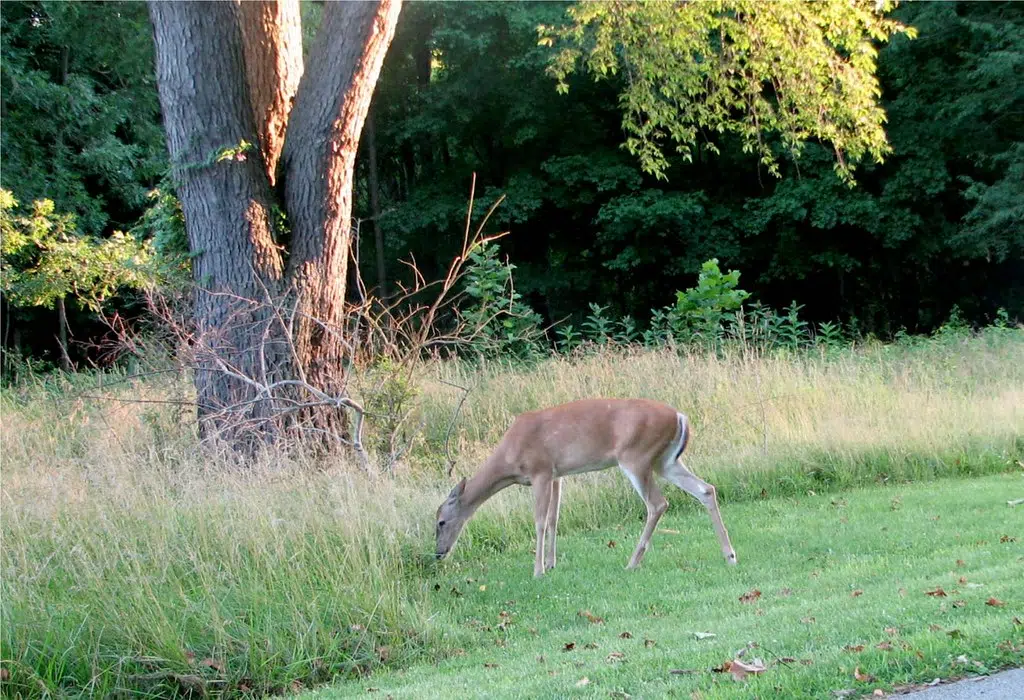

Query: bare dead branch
[438,378,472,477]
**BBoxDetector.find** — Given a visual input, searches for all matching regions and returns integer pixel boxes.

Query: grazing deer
[435,398,737,577]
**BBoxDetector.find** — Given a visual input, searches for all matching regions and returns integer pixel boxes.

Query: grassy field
[308,474,1024,699]
[1,329,1022,697]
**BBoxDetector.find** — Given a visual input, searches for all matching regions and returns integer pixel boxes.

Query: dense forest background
[2,0,1022,369]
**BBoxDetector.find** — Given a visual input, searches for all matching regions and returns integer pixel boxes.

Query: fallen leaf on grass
[576,677,590,687]
[843,645,865,653]
[483,663,498,669]
[898,588,907,598]
[564,642,576,652]
[693,631,716,640]
[953,600,967,608]
[884,627,899,636]
[0,668,9,682]
[876,642,894,651]
[739,589,762,604]
[644,639,656,648]
[365,687,379,693]
[854,667,875,683]
[607,540,617,548]
[925,587,947,597]
[851,589,864,597]
[579,610,604,624]
[801,617,816,624]
[1013,617,1022,626]
[376,647,390,663]
[584,642,599,650]
[872,690,885,697]
[536,655,545,663]
[778,588,793,597]
[713,659,766,682]
[199,658,224,673]
[619,631,633,639]
[607,652,626,663]
[986,597,1005,607]
[956,559,965,567]
[947,629,963,639]
[1000,534,1017,543]
[928,624,943,632]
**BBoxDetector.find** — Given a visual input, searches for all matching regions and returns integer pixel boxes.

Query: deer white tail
[672,412,689,462]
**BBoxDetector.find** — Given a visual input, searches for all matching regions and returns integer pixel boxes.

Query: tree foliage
[0,190,159,312]
[365,0,1022,334]
[541,0,915,182]
[1,0,1021,374]
[0,1,165,235]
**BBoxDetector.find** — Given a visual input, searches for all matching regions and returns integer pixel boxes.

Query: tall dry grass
[1,329,1022,696]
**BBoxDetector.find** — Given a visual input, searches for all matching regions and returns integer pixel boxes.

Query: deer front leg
[531,474,553,577]
[544,478,562,571]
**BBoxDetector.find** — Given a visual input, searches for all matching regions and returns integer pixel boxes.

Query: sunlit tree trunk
[150,0,286,446]
[236,0,303,186]
[150,0,402,450]
[279,0,401,437]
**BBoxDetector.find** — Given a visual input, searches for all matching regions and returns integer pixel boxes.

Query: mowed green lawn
[309,474,1023,699]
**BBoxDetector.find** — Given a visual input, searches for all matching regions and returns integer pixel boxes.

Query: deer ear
[450,477,467,500]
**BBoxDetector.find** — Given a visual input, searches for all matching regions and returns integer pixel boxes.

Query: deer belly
[553,457,618,478]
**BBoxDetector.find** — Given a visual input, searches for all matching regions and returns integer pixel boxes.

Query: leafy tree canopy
[541,0,915,182]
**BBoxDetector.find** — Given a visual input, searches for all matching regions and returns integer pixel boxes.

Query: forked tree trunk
[236,0,303,186]
[279,0,401,437]
[150,0,286,445]
[150,0,402,451]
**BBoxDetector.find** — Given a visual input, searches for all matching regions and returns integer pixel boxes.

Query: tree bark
[56,296,71,372]
[150,0,286,444]
[236,0,303,187]
[149,0,402,453]
[279,0,402,432]
[366,109,388,300]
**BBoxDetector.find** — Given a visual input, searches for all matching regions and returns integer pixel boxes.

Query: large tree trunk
[279,0,402,435]
[150,0,402,453]
[236,0,303,186]
[150,0,286,445]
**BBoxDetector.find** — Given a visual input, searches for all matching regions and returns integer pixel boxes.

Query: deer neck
[460,457,521,516]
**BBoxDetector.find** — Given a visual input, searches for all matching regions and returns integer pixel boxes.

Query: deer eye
[438,520,446,528]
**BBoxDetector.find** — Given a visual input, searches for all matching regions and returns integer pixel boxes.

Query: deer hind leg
[544,477,562,571]
[620,463,668,570]
[662,461,737,565]
[531,473,554,577]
